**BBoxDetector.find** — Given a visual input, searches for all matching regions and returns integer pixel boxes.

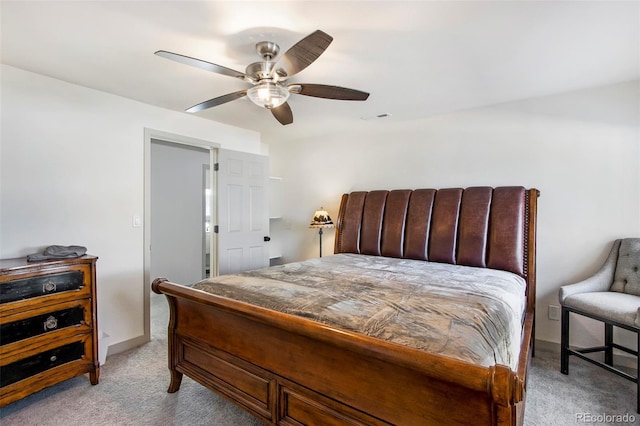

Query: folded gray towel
[27,245,87,262]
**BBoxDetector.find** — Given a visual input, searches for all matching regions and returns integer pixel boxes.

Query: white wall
[0,65,261,350]
[268,80,640,348]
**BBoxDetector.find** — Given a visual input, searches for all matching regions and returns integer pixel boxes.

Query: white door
[217,149,270,275]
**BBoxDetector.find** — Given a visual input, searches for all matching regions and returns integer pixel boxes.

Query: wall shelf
[269,177,283,263]
[269,177,283,219]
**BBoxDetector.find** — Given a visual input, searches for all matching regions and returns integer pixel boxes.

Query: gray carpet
[1,294,636,425]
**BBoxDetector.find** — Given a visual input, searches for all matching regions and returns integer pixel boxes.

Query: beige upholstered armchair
[559,238,640,413]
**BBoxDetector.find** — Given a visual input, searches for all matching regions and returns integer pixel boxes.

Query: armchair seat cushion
[563,291,640,329]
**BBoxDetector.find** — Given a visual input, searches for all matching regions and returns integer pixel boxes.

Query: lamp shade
[246,82,290,109]
[309,208,334,228]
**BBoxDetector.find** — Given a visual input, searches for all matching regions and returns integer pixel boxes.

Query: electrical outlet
[548,304,561,321]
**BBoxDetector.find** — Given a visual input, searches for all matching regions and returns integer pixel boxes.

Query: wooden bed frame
[152,186,539,425]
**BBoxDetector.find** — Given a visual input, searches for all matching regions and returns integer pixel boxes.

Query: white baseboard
[102,334,150,361]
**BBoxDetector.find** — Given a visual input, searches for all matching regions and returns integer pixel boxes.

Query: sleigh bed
[152,186,539,425]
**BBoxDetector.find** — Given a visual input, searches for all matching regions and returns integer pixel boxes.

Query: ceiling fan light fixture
[247,82,290,109]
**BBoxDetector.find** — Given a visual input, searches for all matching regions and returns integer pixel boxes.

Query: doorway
[143,129,271,343]
[150,139,210,285]
[144,129,219,343]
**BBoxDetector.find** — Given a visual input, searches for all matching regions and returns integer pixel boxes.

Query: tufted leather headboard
[334,186,539,308]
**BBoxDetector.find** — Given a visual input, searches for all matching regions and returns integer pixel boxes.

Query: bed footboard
[152,278,532,426]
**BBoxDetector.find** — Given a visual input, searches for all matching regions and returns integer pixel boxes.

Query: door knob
[264,236,271,242]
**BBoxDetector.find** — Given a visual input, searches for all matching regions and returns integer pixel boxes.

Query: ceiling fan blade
[273,30,333,78]
[291,84,369,101]
[186,90,247,113]
[271,102,293,125]
[155,50,252,82]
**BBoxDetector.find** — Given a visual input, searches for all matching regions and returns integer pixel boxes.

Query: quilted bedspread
[192,253,526,369]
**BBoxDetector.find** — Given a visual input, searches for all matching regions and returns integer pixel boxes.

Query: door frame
[143,128,220,343]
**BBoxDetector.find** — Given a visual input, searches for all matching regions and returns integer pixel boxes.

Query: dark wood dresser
[0,255,99,406]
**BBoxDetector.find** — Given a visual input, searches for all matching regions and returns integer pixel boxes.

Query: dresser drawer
[0,300,90,347]
[0,341,85,388]
[0,270,85,305]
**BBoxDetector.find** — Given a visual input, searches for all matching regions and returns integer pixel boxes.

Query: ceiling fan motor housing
[245,61,277,80]
[247,42,288,81]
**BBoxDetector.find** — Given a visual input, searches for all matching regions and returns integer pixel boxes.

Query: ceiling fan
[155,30,369,125]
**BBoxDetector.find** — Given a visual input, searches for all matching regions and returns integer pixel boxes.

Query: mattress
[193,253,526,369]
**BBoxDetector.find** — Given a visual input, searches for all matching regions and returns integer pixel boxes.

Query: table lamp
[309,207,334,257]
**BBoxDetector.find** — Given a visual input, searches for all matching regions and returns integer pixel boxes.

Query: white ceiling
[2,1,638,143]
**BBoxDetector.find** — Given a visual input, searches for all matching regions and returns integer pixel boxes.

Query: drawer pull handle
[50,355,57,362]
[44,316,58,331]
[43,280,57,292]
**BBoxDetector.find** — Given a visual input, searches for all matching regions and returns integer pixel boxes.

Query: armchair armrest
[559,239,621,304]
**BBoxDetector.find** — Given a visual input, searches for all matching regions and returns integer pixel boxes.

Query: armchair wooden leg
[604,323,613,366]
[561,307,569,375]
